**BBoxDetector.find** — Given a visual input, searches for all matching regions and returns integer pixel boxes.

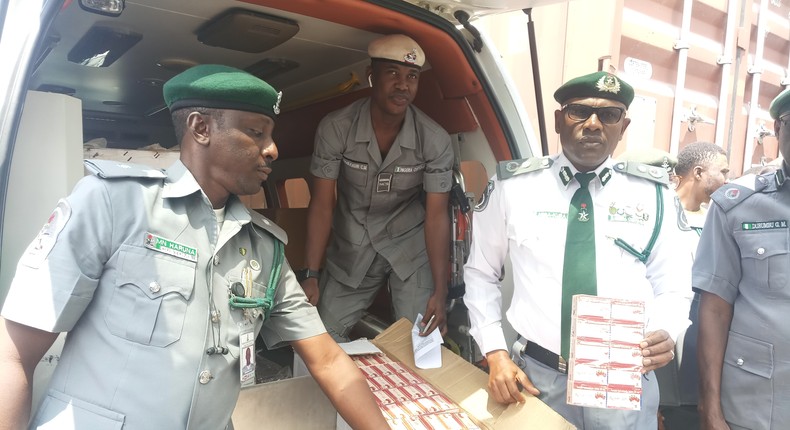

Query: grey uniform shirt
[2,160,325,430]
[310,98,454,287]
[693,169,790,430]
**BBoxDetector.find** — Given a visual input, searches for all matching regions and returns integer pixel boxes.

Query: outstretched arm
[291,333,387,429]
[421,191,450,335]
[300,176,337,305]
[0,318,58,430]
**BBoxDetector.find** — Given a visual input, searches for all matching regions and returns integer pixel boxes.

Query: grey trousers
[317,253,434,342]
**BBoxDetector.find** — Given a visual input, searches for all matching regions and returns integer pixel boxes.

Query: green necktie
[561,171,598,361]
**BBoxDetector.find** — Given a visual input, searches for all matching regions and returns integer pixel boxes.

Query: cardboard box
[232,318,575,429]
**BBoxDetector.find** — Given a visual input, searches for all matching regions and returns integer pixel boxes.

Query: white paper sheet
[411,313,443,369]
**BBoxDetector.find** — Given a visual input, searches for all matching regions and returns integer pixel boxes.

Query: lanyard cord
[228,239,284,320]
[613,183,664,263]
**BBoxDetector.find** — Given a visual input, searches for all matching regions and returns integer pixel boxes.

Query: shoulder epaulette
[249,210,288,245]
[496,156,553,180]
[612,161,669,186]
[84,159,167,180]
[711,174,769,212]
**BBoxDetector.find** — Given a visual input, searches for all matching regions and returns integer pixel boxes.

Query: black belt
[521,340,567,374]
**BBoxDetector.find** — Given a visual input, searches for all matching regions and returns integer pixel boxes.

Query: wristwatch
[295,268,321,283]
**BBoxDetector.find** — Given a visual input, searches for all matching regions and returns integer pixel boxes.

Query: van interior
[11,0,532,380]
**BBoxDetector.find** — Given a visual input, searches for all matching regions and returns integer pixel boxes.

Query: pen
[421,315,435,334]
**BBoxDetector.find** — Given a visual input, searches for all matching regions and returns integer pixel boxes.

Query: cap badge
[273,91,283,115]
[404,48,418,65]
[596,75,621,94]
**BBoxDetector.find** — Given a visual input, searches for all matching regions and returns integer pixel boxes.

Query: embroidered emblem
[474,180,495,212]
[578,203,590,222]
[599,168,612,186]
[596,74,621,94]
[724,188,740,199]
[20,199,72,269]
[559,166,572,186]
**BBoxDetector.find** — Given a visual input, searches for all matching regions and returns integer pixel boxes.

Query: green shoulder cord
[228,239,285,321]
[613,183,664,263]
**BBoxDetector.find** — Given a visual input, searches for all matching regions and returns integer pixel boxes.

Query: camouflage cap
[769,87,790,120]
[163,64,282,118]
[554,71,635,108]
[368,34,425,69]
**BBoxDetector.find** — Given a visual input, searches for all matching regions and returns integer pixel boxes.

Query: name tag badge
[144,232,198,262]
[239,321,256,387]
[377,172,393,193]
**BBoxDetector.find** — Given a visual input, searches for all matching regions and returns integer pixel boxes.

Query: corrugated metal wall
[479,0,790,175]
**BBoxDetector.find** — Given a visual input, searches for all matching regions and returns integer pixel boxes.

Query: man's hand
[300,278,320,306]
[420,292,447,336]
[486,349,539,404]
[640,329,675,373]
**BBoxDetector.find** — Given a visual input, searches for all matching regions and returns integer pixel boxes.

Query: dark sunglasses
[562,103,625,125]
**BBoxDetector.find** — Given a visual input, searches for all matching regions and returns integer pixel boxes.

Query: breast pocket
[392,166,424,190]
[341,158,368,187]
[106,244,196,347]
[734,229,789,291]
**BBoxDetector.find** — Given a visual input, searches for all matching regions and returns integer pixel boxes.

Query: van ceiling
[29,0,490,152]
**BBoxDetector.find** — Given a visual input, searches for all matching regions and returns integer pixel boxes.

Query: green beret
[163,64,282,118]
[618,148,677,172]
[769,87,790,120]
[554,71,634,108]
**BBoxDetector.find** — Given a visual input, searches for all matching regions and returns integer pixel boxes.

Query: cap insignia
[596,75,621,94]
[273,91,282,115]
[404,48,418,65]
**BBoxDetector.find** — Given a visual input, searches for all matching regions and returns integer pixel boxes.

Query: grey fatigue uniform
[311,98,454,338]
[694,168,790,430]
[1,160,325,430]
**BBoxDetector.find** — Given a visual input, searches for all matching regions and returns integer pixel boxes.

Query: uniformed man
[464,71,692,429]
[696,89,790,430]
[0,65,388,429]
[300,34,454,340]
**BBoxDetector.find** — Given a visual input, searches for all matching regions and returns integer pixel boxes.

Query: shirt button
[757,247,766,255]
[211,310,221,323]
[199,370,213,384]
[149,281,161,293]
[736,358,744,366]
[213,256,220,266]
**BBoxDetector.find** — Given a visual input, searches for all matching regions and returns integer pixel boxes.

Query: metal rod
[523,8,549,157]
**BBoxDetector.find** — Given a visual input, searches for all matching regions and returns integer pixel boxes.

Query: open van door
[0,1,574,413]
